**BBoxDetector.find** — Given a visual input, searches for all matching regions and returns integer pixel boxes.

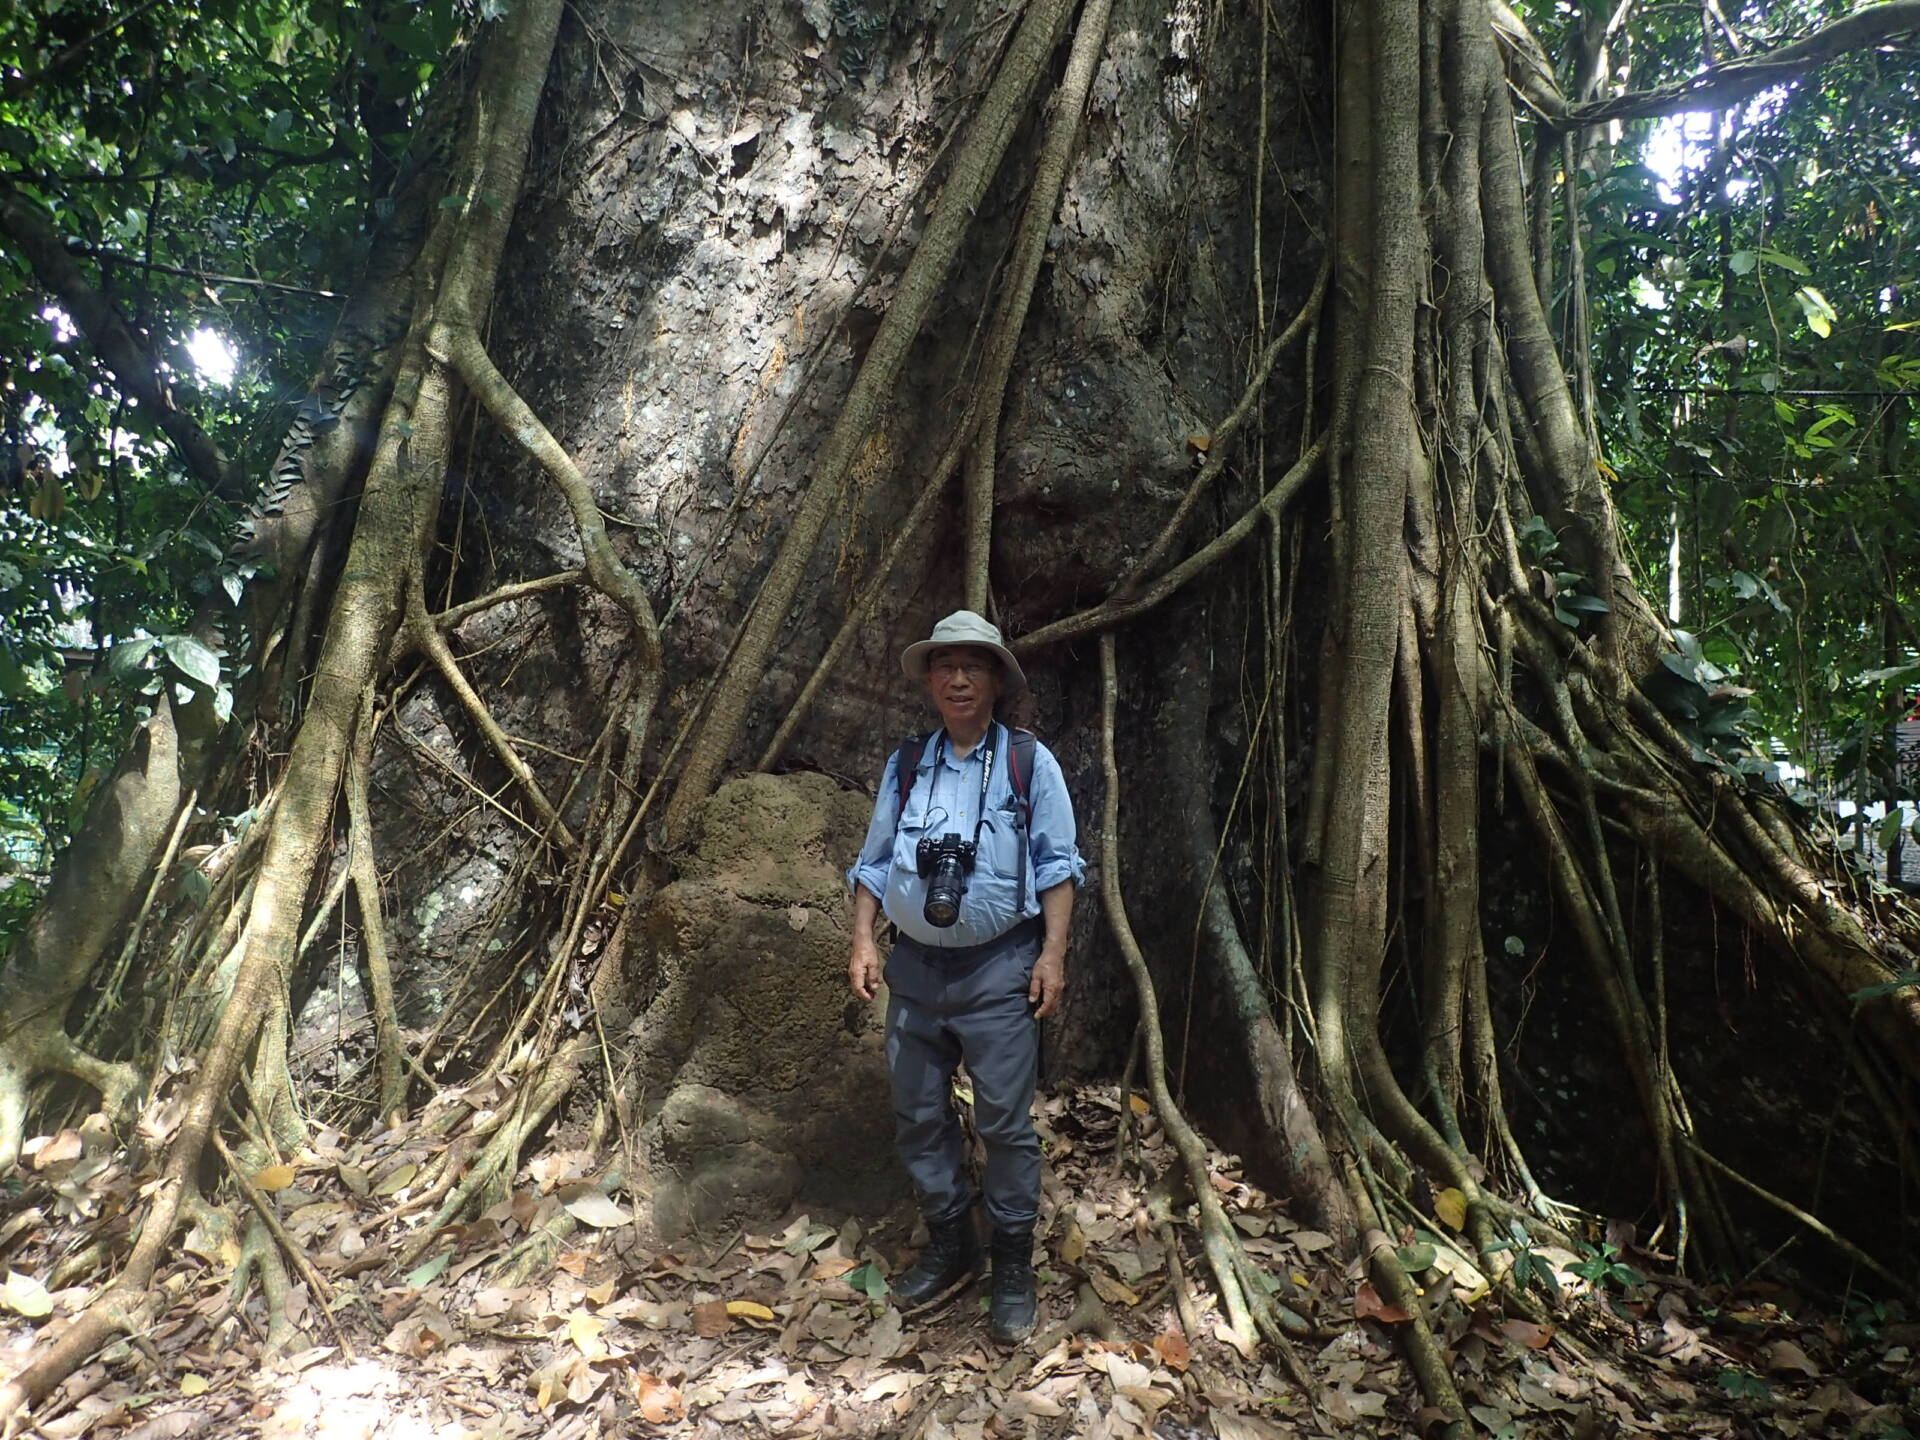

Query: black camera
[915,832,976,928]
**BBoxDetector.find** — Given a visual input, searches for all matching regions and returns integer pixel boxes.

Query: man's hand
[849,885,884,1001]
[1028,950,1066,1019]
[849,934,882,1002]
[1029,881,1073,1019]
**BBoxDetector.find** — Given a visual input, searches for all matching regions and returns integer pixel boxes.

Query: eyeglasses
[930,658,995,680]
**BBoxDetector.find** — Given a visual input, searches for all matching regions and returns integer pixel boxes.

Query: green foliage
[1569,1240,1644,1292]
[1490,1224,1563,1305]
[1640,629,1773,779]
[1843,1294,1909,1343]
[1517,515,1611,630]
[0,0,469,940]
[1717,1367,1772,1403]
[844,1262,890,1301]
[1549,0,1920,845]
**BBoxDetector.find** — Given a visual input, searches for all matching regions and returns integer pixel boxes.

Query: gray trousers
[884,921,1042,1234]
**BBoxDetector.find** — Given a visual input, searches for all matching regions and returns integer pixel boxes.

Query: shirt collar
[933,723,998,771]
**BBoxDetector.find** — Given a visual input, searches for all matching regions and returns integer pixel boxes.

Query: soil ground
[3,1085,1914,1440]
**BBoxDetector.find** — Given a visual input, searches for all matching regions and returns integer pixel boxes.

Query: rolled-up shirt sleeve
[848,751,901,901]
[1028,744,1086,893]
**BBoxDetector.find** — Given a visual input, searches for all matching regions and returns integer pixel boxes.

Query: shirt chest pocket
[977,805,1028,882]
[893,800,937,873]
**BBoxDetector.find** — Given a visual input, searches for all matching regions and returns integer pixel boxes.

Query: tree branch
[0,182,239,499]
[1563,0,1920,125]
[1,0,168,102]
[68,243,346,298]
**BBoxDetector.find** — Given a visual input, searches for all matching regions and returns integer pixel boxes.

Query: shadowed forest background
[1,0,1918,1435]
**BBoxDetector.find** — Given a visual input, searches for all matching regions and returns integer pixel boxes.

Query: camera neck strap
[932,723,997,853]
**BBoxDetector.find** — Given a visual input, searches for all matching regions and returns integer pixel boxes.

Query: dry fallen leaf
[1153,1327,1192,1372]
[373,1161,418,1196]
[1766,1338,1820,1376]
[31,1130,84,1170]
[1434,1187,1468,1230]
[633,1372,685,1424]
[568,1311,610,1360]
[727,1300,777,1322]
[1212,1320,1258,1360]
[1211,1408,1291,1439]
[1291,1229,1336,1252]
[2,1270,53,1318]
[859,1373,921,1403]
[563,1192,632,1229]
[1500,1317,1555,1350]
[1089,1269,1141,1306]
[1353,1282,1411,1324]
[1060,1219,1087,1266]
[692,1299,732,1337]
[1127,1093,1150,1116]
[252,1164,296,1192]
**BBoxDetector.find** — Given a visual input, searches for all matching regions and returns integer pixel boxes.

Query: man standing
[847,610,1084,1344]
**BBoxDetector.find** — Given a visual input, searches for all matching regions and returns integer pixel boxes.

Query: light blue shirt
[849,723,1085,948]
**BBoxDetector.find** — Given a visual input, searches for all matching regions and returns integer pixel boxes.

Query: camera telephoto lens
[924,851,966,927]
[916,832,974,928]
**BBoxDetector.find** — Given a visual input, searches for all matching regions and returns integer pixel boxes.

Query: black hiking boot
[892,1213,981,1313]
[988,1228,1037,1346]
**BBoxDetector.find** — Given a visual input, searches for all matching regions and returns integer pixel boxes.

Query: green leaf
[1794,286,1837,339]
[1503,935,1525,956]
[846,1262,890,1300]
[1717,1368,1771,1402]
[403,1251,453,1289]
[162,636,221,689]
[1728,250,1757,275]
[1396,1243,1437,1272]
[1849,970,1920,1005]
[108,637,157,683]
[1860,663,1920,685]
[1557,593,1611,614]
[1757,248,1810,276]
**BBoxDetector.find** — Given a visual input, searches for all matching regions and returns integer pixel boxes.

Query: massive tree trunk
[5,0,1918,1419]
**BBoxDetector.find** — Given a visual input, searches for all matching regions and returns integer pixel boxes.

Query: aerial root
[961,0,1115,609]
[345,692,407,1121]
[1096,635,1317,1395]
[1683,1139,1915,1298]
[1346,1162,1471,1439]
[405,576,578,852]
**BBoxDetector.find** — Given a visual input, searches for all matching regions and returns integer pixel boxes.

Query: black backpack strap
[1007,727,1037,913]
[893,733,928,824]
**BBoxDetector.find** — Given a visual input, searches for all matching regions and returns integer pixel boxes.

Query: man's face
[926,645,1002,732]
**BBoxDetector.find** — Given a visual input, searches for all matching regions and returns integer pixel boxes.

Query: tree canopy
[0,0,465,901]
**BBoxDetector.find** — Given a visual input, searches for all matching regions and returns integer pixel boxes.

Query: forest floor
[3,1083,1914,1440]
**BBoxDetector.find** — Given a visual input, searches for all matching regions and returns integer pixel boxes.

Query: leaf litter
[2,1082,1915,1438]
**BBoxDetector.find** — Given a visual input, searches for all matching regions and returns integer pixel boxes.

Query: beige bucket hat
[901,610,1028,697]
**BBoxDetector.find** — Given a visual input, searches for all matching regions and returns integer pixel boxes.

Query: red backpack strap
[894,734,928,822]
